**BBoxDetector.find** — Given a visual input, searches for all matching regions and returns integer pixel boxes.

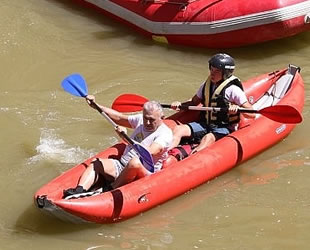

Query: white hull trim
[85,0,310,34]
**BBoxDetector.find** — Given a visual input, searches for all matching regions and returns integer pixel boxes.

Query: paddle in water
[112,93,302,124]
[61,74,154,172]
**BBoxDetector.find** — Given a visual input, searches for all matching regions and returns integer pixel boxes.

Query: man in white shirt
[63,98,173,197]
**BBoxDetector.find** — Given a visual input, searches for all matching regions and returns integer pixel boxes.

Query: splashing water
[28,128,95,164]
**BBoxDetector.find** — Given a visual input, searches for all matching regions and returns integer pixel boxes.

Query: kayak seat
[252,93,275,110]
[253,73,293,110]
[271,74,293,100]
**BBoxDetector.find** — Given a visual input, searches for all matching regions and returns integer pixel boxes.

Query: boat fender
[168,144,193,161]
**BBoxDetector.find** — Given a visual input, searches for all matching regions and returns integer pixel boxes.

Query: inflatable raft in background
[70,0,310,48]
[34,64,304,223]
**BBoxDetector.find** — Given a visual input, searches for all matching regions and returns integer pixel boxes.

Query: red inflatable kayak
[70,0,310,48]
[34,64,304,223]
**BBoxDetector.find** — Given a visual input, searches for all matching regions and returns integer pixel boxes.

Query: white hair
[143,101,164,117]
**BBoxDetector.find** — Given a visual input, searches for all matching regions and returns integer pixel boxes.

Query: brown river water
[1,0,310,249]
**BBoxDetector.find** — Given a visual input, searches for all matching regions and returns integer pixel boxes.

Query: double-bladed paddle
[61,74,154,173]
[112,93,302,124]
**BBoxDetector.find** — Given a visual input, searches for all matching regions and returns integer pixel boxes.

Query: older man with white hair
[63,97,173,197]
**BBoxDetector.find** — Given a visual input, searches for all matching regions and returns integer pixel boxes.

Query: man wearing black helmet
[170,53,255,153]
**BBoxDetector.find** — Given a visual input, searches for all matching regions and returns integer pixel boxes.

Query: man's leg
[192,127,231,153]
[63,158,117,197]
[78,158,117,190]
[192,133,216,153]
[112,157,149,188]
[171,124,192,148]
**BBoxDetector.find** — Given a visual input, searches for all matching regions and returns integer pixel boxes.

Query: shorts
[111,159,126,178]
[187,121,231,142]
[112,158,154,177]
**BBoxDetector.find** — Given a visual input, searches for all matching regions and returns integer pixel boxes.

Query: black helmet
[209,53,235,70]
[209,53,235,79]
